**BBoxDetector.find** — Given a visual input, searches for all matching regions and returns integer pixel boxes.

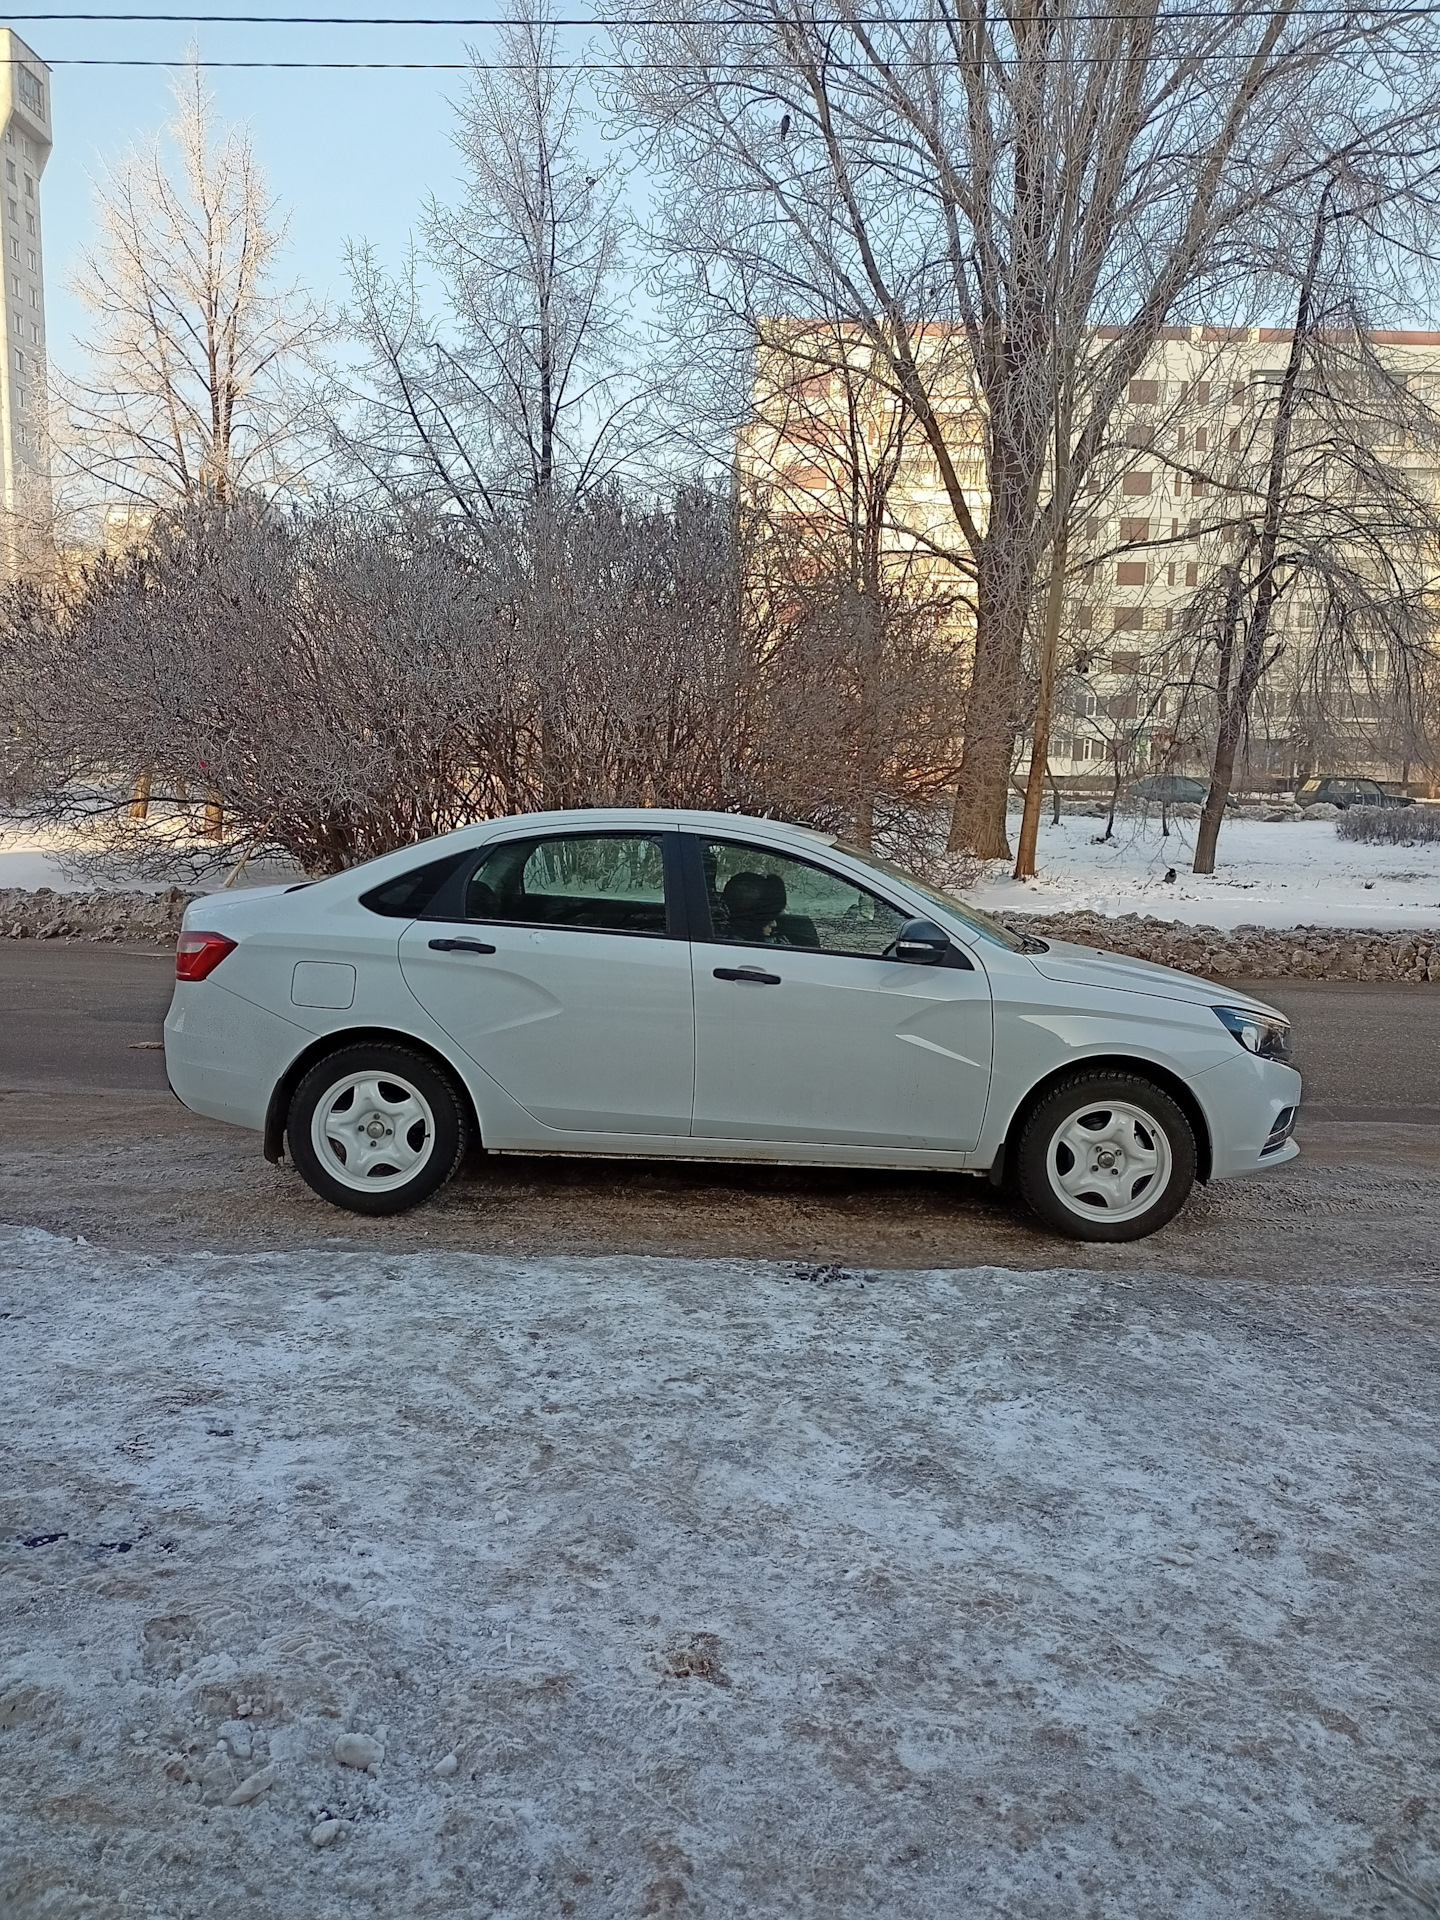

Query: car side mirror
[893,917,953,965]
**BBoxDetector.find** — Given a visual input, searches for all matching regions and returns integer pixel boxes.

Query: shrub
[1336,805,1440,844]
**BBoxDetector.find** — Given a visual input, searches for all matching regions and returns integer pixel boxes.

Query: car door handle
[713,966,781,986]
[428,937,497,955]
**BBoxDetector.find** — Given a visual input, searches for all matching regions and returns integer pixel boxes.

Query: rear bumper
[1193,1050,1303,1183]
[164,980,309,1133]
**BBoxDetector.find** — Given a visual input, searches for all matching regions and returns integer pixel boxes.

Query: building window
[1116,561,1148,585]
[5,161,15,186]
[1122,472,1153,496]
[8,238,15,260]
[29,322,37,342]
[17,66,43,118]
[30,287,38,307]
[1129,379,1159,405]
[16,385,25,410]
[25,212,34,236]
[14,348,23,373]
[1111,651,1143,673]
[5,199,13,221]
[1185,562,1200,586]
[1113,607,1143,631]
[26,250,35,271]
[7,274,15,297]
[1119,516,1150,543]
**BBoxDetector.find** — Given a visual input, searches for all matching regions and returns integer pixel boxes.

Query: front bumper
[1192,1048,1303,1182]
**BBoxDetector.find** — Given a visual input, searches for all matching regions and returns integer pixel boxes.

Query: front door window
[699,838,908,956]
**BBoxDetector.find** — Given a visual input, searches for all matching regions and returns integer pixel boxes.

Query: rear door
[398,829,694,1136]
[685,834,992,1152]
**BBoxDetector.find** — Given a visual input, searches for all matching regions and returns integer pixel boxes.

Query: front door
[686,836,993,1152]
[398,829,694,1136]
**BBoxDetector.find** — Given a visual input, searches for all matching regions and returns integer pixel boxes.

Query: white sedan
[164,808,1301,1242]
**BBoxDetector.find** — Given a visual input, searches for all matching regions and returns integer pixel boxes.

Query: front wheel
[287,1043,469,1216]
[1015,1071,1196,1243]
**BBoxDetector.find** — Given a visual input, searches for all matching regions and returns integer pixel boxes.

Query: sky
[25,6,618,378]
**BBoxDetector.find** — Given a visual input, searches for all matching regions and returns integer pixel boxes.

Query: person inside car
[720,870,791,944]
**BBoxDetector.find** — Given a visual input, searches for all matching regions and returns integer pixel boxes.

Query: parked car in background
[1130,775,1236,807]
[1296,776,1414,809]
[164,809,1301,1244]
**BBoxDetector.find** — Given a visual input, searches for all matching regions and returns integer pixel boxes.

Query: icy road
[2,1227,1437,1919]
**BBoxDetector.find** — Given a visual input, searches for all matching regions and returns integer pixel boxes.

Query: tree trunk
[1014,418,1071,880]
[946,432,1043,860]
[948,542,1032,858]
[128,769,152,820]
[1194,188,1331,875]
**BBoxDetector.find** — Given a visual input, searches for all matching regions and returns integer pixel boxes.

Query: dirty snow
[969,811,1440,931]
[3,1226,1437,1918]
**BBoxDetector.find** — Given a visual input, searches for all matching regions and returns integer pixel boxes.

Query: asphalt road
[2,943,1437,1278]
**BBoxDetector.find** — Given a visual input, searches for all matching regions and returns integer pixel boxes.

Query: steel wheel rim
[1045,1098,1173,1224]
[311,1070,437,1193]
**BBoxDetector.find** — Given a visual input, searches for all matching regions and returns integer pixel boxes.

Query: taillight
[175,931,237,981]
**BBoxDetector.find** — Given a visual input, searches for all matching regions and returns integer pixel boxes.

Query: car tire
[1015,1071,1197,1243]
[287,1043,469,1216]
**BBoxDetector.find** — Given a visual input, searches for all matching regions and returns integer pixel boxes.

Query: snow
[968,810,1440,931]
[3,1226,1436,1917]
[8,810,1440,933]
[0,819,303,893]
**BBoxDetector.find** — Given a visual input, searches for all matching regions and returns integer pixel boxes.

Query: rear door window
[464,833,671,937]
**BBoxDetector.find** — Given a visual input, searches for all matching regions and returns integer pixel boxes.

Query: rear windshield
[828,842,1031,951]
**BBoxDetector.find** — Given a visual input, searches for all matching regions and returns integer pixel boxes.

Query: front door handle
[713,965,781,986]
[429,936,497,955]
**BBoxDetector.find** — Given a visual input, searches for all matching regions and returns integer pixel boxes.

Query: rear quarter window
[359,851,470,919]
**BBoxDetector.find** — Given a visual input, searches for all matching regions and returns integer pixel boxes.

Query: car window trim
[678,830,917,961]
[412,827,687,941]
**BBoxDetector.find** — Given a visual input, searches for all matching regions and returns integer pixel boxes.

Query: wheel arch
[987,1054,1213,1189]
[263,1026,482,1164]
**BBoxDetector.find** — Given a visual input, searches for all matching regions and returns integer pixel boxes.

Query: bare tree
[1135,188,1440,871]
[1,482,977,876]
[327,0,667,515]
[743,321,969,845]
[60,66,324,508]
[612,0,1440,858]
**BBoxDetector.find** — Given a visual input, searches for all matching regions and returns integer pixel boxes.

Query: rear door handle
[429,937,497,955]
[713,966,781,986]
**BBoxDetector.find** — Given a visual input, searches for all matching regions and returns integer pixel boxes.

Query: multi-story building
[0,27,50,572]
[743,322,1440,793]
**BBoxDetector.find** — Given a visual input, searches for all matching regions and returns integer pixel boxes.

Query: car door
[397,829,694,1136]
[685,834,993,1152]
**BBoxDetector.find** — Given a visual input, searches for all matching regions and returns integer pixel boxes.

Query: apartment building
[0,27,49,573]
[744,321,1440,791]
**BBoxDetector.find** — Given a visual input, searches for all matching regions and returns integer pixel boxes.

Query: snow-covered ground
[8,809,1440,930]
[3,1227,1436,1919]
[969,811,1440,931]
[0,819,302,893]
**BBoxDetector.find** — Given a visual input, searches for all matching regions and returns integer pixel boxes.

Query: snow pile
[968,811,1440,931]
[3,1229,1436,1918]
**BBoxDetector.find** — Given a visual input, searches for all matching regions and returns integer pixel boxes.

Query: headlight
[1213,1005,1293,1063]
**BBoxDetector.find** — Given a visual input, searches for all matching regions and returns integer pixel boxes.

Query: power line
[4,3,1437,19]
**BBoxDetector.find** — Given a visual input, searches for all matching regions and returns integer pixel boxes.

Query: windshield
[829,842,1036,951]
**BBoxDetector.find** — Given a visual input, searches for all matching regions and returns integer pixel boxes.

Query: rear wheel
[287,1044,469,1216]
[1016,1071,1196,1243]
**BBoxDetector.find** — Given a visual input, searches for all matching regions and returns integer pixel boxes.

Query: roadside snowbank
[3,1229,1435,1918]
[970,811,1440,931]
